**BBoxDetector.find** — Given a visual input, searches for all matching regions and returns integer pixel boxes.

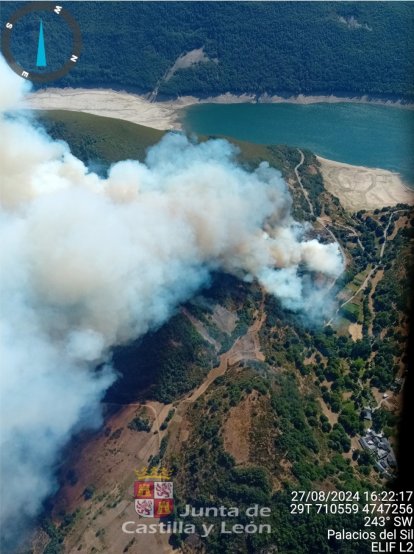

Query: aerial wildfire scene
[0,1,413,553]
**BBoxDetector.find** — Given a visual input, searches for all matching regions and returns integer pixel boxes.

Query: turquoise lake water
[182,103,414,185]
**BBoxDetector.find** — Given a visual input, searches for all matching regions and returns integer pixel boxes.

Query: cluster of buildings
[358,428,397,477]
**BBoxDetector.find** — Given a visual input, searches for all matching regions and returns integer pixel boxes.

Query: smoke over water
[0,56,343,545]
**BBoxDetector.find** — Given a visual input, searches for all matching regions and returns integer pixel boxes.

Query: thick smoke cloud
[0,56,343,545]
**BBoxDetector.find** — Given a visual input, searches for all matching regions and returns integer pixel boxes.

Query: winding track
[294,149,314,216]
[293,148,397,328]
[294,148,346,274]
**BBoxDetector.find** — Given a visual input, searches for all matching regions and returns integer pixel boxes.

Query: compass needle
[36,19,47,68]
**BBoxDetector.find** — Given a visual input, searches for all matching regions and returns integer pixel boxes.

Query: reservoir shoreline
[30,86,414,111]
[25,87,414,134]
[23,87,414,211]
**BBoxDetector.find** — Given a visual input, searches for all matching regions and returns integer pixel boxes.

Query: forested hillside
[2,1,414,99]
[30,110,412,554]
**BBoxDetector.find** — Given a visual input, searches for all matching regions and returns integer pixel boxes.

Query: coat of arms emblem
[133,466,173,518]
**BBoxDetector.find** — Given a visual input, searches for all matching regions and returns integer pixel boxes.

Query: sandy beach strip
[317,156,414,212]
[258,93,413,109]
[24,88,183,130]
[23,88,268,130]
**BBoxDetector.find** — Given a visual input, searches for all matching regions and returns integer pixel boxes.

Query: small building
[362,408,372,421]
[387,451,397,468]
[379,439,390,452]
[359,437,376,451]
[377,448,388,460]
[375,461,387,473]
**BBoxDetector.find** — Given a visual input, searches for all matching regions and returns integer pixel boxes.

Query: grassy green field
[36,110,165,165]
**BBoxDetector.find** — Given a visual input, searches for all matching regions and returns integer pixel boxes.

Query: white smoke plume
[0,56,343,545]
